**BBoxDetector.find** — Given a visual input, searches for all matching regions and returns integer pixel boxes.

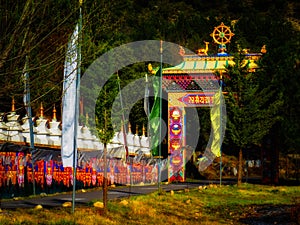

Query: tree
[0,0,77,115]
[95,75,118,210]
[223,53,283,186]
[257,16,300,157]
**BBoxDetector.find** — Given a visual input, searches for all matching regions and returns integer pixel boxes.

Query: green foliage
[95,75,119,144]
[0,0,299,153]
[223,53,283,149]
[257,19,300,153]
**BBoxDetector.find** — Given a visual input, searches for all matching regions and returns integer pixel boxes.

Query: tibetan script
[181,94,214,106]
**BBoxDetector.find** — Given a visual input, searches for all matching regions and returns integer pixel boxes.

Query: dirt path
[239,204,299,225]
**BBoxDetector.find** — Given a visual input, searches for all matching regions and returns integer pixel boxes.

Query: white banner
[61,24,79,167]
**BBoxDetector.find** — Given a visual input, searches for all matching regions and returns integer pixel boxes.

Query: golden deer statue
[197,41,209,55]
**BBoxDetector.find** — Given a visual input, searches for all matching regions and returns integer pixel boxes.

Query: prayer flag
[210,90,222,157]
[144,74,150,117]
[149,68,161,157]
[61,24,79,167]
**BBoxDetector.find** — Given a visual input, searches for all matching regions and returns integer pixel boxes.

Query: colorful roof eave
[149,53,262,75]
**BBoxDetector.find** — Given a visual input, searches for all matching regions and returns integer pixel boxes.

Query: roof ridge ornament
[196,41,209,56]
[179,46,185,56]
[210,22,234,56]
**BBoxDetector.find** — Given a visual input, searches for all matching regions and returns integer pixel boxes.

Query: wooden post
[102,108,108,211]
[103,143,108,210]
[237,149,243,186]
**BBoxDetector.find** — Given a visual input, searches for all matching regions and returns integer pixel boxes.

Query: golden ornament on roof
[196,41,209,55]
[148,63,153,72]
[211,22,234,45]
[261,45,267,54]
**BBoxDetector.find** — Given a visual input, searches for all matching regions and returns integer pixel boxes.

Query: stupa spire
[40,102,44,118]
[142,124,146,136]
[11,97,15,112]
[52,105,57,121]
[128,122,132,134]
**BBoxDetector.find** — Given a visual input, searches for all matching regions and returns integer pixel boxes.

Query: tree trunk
[103,143,108,210]
[237,149,243,186]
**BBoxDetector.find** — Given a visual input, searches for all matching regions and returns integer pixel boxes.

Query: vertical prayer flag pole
[23,56,36,196]
[71,0,82,214]
[144,74,150,135]
[117,72,129,159]
[219,71,223,186]
[158,40,163,190]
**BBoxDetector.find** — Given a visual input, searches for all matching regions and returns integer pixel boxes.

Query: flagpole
[219,71,223,186]
[72,0,82,214]
[145,74,150,138]
[23,56,36,196]
[158,40,163,190]
[116,72,129,159]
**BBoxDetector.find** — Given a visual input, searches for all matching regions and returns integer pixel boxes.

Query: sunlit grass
[0,183,299,225]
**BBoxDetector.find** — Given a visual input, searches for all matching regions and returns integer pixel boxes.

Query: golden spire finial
[52,105,57,121]
[40,102,44,118]
[142,124,146,136]
[261,45,267,54]
[135,124,139,135]
[11,97,15,112]
[128,122,132,134]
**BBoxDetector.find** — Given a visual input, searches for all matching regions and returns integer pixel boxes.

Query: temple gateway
[0,23,272,198]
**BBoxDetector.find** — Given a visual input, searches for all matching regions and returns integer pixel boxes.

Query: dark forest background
[0,0,299,161]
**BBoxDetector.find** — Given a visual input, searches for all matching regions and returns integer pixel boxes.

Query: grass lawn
[0,183,299,225]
